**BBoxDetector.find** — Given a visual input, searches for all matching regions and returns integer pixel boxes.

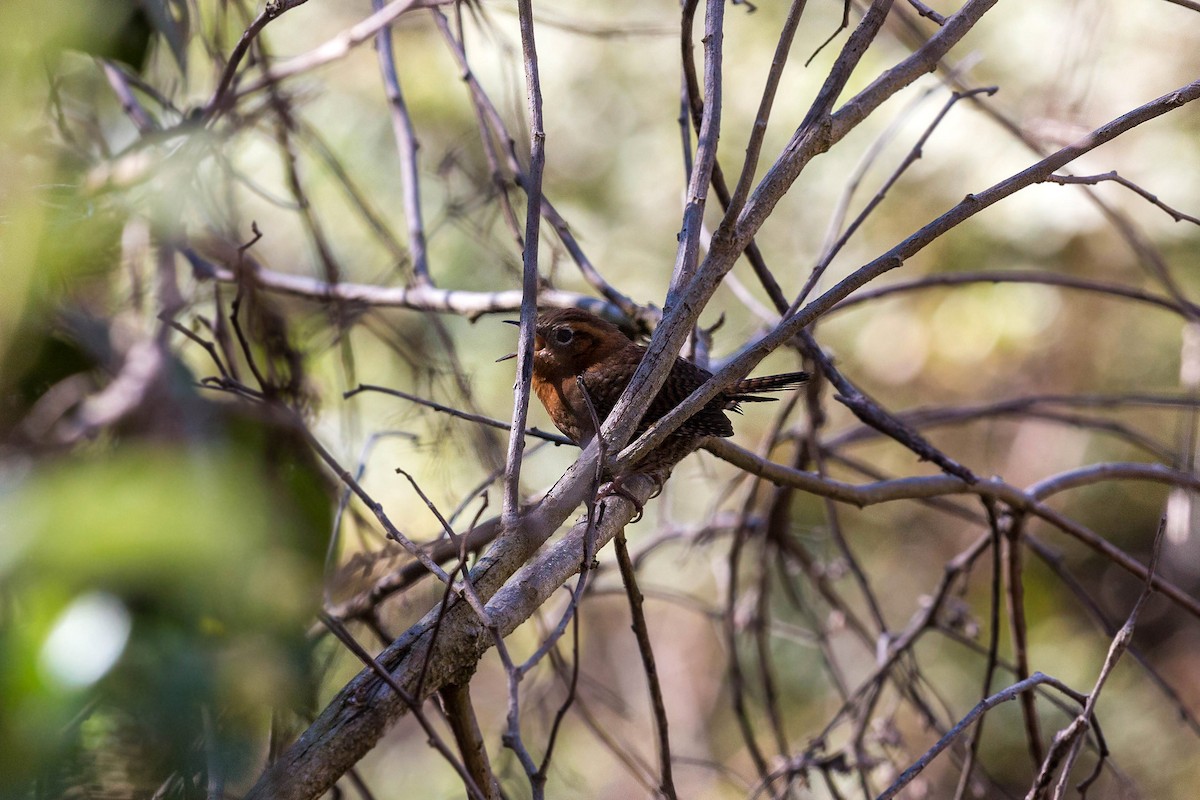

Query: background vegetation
[2,0,1200,798]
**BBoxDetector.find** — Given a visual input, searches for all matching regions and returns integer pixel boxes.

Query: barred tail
[726,371,809,403]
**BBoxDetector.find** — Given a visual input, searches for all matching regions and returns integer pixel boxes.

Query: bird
[501,307,808,484]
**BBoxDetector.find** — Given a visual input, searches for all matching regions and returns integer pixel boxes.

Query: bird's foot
[596,472,665,524]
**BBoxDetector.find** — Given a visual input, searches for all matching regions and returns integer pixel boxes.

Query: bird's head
[498,308,633,378]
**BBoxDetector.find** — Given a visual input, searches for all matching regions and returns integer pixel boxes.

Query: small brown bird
[502,308,807,480]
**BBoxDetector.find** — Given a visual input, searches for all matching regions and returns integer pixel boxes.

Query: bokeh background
[3,0,1200,797]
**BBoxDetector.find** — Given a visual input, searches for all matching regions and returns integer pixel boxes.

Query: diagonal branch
[244,448,653,800]
[617,76,1200,472]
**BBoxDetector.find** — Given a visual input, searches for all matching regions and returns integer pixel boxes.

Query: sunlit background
[2,0,1200,797]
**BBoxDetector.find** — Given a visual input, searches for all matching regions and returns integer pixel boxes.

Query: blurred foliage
[0,442,327,796]
[2,0,1200,798]
[1,7,328,796]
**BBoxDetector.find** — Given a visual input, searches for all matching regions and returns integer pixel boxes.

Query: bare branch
[230,0,448,102]
[196,254,615,319]
[878,672,1083,800]
[244,452,652,800]
[1046,170,1200,227]
[618,76,1200,471]
[501,0,549,527]
[1030,517,1168,799]
[613,532,678,799]
[373,0,431,285]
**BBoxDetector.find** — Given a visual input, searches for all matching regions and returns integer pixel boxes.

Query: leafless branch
[1046,170,1200,227]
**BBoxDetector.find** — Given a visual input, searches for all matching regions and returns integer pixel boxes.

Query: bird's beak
[496,319,521,361]
[497,317,548,362]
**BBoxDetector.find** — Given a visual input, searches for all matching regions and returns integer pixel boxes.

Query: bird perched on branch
[501,308,807,483]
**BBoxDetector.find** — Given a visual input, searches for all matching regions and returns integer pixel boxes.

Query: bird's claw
[598,478,646,523]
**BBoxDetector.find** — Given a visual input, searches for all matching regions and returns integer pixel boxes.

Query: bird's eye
[554,328,574,345]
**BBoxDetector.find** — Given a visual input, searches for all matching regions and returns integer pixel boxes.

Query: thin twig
[664,0,726,307]
[613,531,679,800]
[345,383,571,444]
[501,0,546,528]
[1028,517,1168,799]
[952,501,1004,799]
[879,672,1084,800]
[373,0,431,285]
[1047,171,1200,227]
[1005,513,1045,770]
[228,0,442,103]
[317,612,488,800]
[618,74,1200,471]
